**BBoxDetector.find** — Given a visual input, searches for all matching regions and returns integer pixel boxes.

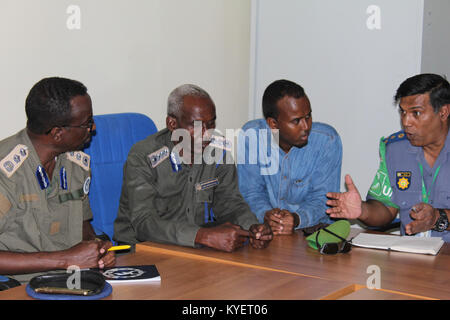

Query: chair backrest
[83,113,157,240]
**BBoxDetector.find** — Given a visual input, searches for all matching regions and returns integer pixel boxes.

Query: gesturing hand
[326,174,363,219]
[405,203,439,235]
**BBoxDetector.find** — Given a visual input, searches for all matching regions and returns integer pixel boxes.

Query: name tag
[195,178,219,191]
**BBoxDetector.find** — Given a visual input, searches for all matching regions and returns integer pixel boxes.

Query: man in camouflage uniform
[0,77,115,283]
[114,84,273,252]
[326,74,450,242]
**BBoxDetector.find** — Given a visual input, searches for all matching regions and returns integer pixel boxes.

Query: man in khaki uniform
[0,77,115,283]
[114,84,273,252]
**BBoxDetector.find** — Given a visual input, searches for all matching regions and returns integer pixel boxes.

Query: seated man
[326,73,450,241]
[113,84,272,252]
[0,77,115,283]
[237,79,342,235]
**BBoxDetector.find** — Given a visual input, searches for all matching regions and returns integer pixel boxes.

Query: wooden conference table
[0,228,449,300]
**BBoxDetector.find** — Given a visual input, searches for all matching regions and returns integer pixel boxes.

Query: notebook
[352,233,444,255]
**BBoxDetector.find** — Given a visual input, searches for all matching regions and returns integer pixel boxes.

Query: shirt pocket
[195,189,214,203]
[436,190,450,208]
[394,191,421,209]
[288,177,311,201]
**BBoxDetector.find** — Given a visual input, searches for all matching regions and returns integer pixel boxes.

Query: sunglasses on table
[315,227,352,255]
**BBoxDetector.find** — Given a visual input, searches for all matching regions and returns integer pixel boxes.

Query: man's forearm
[360,199,397,227]
[0,251,67,275]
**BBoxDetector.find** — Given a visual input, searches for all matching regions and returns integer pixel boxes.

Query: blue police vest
[384,130,450,242]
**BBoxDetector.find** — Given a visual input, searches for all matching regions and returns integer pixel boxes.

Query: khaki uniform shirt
[113,128,259,247]
[0,129,93,282]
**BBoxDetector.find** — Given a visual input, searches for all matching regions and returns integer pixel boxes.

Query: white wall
[249,0,425,195]
[0,0,251,138]
[421,0,450,77]
[2,0,445,198]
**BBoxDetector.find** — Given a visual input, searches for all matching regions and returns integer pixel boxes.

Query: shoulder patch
[148,146,169,168]
[209,135,232,151]
[0,144,29,178]
[66,151,90,171]
[383,131,406,146]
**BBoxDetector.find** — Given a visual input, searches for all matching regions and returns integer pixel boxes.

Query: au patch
[396,171,411,190]
[83,176,91,195]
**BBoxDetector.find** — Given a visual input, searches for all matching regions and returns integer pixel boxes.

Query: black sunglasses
[315,227,352,255]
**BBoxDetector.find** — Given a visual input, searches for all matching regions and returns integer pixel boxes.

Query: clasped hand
[196,222,273,253]
[65,240,116,269]
[264,209,298,235]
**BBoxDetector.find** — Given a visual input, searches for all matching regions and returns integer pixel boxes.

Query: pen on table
[107,245,131,252]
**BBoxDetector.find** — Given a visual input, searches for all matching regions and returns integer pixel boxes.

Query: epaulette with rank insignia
[66,151,90,171]
[148,146,169,168]
[0,144,29,178]
[383,131,407,146]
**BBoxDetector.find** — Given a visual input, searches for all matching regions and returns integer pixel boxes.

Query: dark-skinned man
[114,84,272,252]
[237,79,342,235]
[0,77,115,283]
[327,73,450,241]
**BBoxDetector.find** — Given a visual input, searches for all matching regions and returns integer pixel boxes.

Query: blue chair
[83,113,157,241]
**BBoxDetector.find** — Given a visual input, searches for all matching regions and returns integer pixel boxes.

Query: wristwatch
[433,209,449,232]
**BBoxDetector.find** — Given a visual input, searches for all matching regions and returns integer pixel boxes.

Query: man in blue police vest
[326,73,450,242]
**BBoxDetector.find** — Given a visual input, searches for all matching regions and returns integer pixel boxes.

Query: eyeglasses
[315,227,352,255]
[62,119,95,131]
[45,119,95,135]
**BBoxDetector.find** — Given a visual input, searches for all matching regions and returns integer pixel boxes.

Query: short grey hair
[167,84,213,118]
